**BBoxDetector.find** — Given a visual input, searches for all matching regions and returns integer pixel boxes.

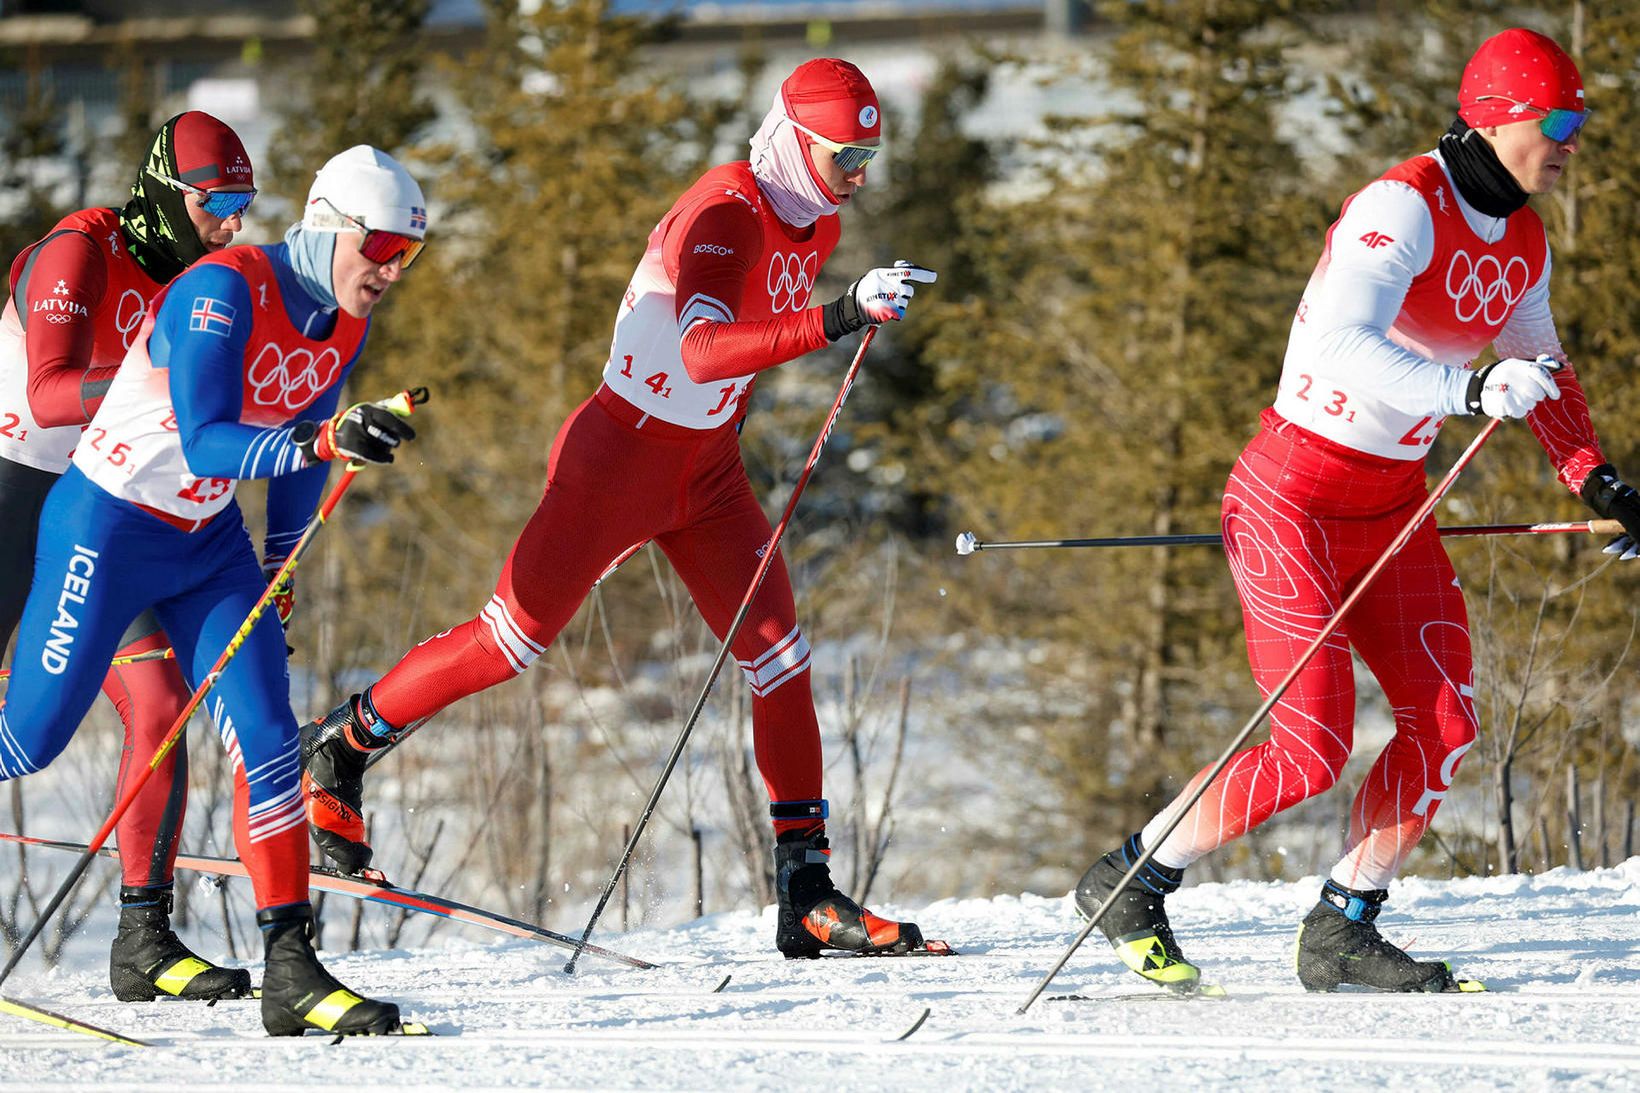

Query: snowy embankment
[2,863,1638,1090]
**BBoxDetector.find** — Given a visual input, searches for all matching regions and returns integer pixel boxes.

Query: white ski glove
[1464,354,1561,419]
[822,260,938,340]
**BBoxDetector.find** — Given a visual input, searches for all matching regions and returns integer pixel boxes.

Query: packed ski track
[1,862,1637,1090]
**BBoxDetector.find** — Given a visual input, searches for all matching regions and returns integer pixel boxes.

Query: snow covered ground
[2,862,1638,1090]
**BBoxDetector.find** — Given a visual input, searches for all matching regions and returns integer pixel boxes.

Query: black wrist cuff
[822,287,865,342]
[1464,363,1492,415]
[1581,463,1621,509]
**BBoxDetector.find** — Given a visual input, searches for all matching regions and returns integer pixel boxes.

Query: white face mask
[748,90,842,229]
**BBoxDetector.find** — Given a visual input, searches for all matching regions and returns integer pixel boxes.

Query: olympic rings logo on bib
[113,289,149,350]
[767,251,819,314]
[1444,250,1529,327]
[246,342,344,414]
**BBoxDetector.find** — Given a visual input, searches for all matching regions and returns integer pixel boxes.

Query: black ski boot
[774,825,923,958]
[1295,881,1471,992]
[1074,834,1203,992]
[258,903,402,1036]
[301,691,400,874]
[109,885,254,1002]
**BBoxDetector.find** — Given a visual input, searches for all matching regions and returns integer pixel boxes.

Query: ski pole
[359,536,649,773]
[955,519,1624,555]
[0,646,175,684]
[564,327,881,974]
[1016,417,1503,1014]
[0,387,426,993]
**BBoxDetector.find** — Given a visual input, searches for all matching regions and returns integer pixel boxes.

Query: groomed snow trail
[2,863,1637,1090]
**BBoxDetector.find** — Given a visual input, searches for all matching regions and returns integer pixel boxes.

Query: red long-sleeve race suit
[1139,152,1605,889]
[0,208,196,887]
[368,162,840,827]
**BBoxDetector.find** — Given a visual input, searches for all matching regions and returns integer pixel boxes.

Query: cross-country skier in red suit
[0,112,258,1003]
[303,58,938,957]
[1074,28,1640,993]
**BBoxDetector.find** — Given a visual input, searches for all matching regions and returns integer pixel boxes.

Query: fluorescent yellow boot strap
[154,957,212,996]
[303,989,365,1030]
[1114,935,1199,985]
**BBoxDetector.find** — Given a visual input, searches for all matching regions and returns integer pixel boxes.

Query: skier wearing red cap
[302,58,938,957]
[0,111,258,1003]
[1075,28,1635,994]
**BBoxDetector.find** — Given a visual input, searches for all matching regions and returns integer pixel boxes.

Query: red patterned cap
[1458,28,1583,127]
[171,110,254,189]
[780,58,881,145]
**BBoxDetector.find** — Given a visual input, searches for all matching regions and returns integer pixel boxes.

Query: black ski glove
[1580,463,1640,561]
[294,402,415,465]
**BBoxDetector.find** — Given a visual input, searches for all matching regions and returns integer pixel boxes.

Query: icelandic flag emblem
[189,296,237,337]
[409,207,427,231]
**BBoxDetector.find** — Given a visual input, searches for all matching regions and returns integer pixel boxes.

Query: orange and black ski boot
[301,691,402,874]
[772,804,923,958]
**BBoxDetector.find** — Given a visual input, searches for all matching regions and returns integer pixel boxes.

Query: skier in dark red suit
[0,111,257,1002]
[1074,28,1640,993]
[303,58,938,957]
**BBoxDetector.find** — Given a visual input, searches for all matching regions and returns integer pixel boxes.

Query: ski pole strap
[769,799,829,821]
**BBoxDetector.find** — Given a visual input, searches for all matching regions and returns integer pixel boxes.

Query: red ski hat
[171,110,254,190]
[1458,28,1584,128]
[780,58,881,145]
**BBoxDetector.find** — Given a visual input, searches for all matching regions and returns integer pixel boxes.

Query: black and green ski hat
[118,111,254,283]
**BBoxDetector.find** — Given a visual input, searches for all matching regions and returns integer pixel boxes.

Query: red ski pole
[1016,417,1504,1014]
[564,327,881,973]
[0,387,426,992]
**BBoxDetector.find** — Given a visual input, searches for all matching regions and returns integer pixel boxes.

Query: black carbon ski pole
[955,520,1623,556]
[1015,417,1503,1014]
[563,327,881,975]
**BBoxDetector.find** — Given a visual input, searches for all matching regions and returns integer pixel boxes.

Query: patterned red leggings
[1142,411,1477,889]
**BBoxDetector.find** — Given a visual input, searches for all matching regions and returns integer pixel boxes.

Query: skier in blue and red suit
[0,110,258,1003]
[0,145,426,1038]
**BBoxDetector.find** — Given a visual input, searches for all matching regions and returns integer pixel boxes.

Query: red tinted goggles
[357,229,424,270]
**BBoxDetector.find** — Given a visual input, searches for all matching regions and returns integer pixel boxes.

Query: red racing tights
[370,386,823,828]
[1141,411,1478,889]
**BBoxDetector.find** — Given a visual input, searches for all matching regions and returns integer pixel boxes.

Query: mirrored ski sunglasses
[1474,95,1589,143]
[788,118,880,172]
[146,169,257,218]
[309,198,426,270]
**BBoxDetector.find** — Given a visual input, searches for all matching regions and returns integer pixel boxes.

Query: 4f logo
[1359,231,1394,249]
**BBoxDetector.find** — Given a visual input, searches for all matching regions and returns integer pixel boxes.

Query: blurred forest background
[3,0,1638,958]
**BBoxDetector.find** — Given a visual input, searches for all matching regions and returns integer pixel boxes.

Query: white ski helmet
[302,145,427,239]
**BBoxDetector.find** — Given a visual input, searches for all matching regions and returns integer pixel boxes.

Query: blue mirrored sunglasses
[1476,96,1589,143]
[147,169,257,218]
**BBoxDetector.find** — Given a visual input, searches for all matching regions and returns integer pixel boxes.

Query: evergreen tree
[0,47,69,264]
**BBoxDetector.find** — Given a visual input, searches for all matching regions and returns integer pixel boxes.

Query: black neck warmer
[1437,118,1530,219]
[117,115,210,284]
